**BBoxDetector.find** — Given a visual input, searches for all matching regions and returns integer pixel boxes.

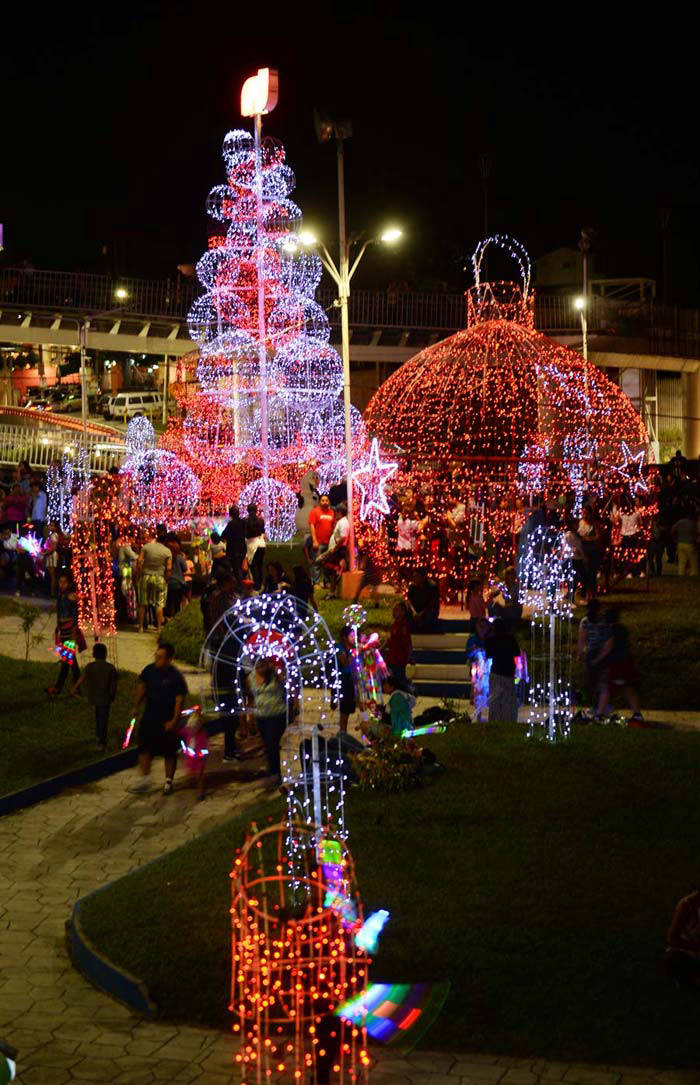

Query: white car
[104,390,163,421]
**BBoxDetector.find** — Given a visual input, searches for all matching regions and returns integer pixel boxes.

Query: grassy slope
[571,576,700,710]
[80,725,700,1067]
[0,653,137,796]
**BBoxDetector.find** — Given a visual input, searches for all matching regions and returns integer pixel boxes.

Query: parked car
[103,390,162,421]
[25,394,54,412]
[54,390,82,413]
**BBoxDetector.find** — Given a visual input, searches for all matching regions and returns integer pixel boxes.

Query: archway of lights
[162,127,366,537]
[361,235,651,584]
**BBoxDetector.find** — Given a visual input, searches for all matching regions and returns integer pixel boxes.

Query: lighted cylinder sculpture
[231,822,370,1083]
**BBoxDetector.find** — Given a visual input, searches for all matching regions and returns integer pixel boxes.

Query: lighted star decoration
[609,441,648,497]
[353,438,398,526]
[563,433,599,514]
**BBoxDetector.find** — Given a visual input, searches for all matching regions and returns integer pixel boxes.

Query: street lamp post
[63,298,129,442]
[309,112,401,574]
[300,221,401,575]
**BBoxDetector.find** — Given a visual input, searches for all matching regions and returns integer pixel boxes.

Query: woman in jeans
[247,660,291,788]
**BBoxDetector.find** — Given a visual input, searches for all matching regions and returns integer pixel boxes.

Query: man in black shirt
[221,504,246,588]
[485,619,520,723]
[129,642,188,795]
[407,569,440,633]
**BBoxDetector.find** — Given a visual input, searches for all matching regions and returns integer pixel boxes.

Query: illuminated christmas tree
[164,128,365,536]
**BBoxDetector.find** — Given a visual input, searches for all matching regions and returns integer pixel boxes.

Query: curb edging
[69,893,157,1018]
[0,719,226,818]
[0,748,139,818]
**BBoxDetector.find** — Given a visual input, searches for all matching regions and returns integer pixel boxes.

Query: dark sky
[3,5,699,303]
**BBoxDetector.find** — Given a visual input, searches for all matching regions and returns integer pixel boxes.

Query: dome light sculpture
[363,235,650,574]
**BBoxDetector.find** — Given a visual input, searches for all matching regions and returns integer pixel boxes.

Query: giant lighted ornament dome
[364,236,650,517]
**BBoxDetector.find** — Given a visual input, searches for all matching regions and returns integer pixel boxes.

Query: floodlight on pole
[574,296,586,311]
[114,287,128,300]
[380,227,402,244]
[240,66,279,529]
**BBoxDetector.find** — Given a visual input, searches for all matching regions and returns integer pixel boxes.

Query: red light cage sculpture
[362,235,651,588]
[71,474,131,645]
[231,821,371,1084]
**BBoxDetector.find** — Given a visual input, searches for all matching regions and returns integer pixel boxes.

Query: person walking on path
[672,511,699,576]
[246,660,290,789]
[48,572,85,695]
[135,530,172,634]
[244,503,266,589]
[72,642,117,751]
[485,618,520,724]
[129,642,188,795]
[221,504,246,588]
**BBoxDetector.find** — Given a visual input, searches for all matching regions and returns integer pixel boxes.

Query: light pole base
[339,571,365,600]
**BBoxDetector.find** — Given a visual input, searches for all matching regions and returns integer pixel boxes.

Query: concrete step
[413,679,471,698]
[439,617,472,633]
[413,648,465,664]
[408,663,467,681]
[413,633,466,651]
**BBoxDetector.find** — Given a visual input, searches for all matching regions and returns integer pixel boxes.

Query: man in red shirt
[308,494,336,584]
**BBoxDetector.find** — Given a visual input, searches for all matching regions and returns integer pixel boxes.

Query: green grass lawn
[0,653,137,797]
[79,724,700,1066]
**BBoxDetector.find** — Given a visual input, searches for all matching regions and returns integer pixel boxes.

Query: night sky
[3,6,699,303]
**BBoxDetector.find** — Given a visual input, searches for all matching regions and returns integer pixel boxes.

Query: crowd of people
[2,448,699,782]
[373,451,700,600]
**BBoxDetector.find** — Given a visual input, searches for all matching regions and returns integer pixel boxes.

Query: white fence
[0,422,125,473]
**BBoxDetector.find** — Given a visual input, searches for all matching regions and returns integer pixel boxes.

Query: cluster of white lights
[519,525,576,743]
[184,126,365,484]
[203,593,345,856]
[120,416,200,531]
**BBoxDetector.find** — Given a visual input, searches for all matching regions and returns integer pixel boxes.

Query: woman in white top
[396,506,420,552]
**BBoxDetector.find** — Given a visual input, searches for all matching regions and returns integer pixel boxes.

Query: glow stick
[401,723,447,738]
[122,717,136,749]
[355,909,390,953]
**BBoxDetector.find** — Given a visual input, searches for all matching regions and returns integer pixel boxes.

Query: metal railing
[0,414,124,473]
[3,266,700,357]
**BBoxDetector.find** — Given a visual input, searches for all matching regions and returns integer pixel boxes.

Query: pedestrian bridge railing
[0,411,125,473]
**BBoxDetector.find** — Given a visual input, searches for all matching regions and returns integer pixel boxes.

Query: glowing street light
[114,287,128,300]
[574,296,586,311]
[298,213,402,579]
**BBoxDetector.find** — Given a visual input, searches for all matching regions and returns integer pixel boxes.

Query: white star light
[352,438,398,524]
[611,441,648,496]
